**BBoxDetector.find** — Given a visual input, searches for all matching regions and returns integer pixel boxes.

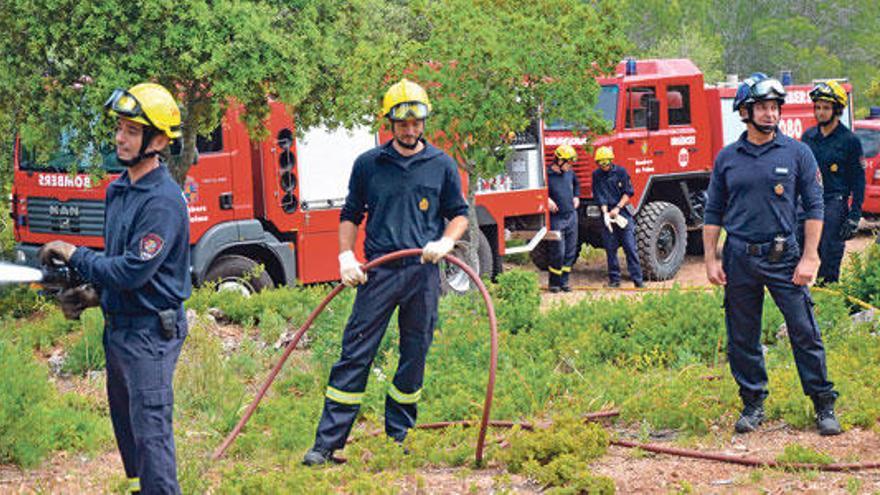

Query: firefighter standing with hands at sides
[302,79,469,466]
[591,146,644,288]
[546,144,581,292]
[801,80,866,284]
[38,83,192,493]
[703,73,842,436]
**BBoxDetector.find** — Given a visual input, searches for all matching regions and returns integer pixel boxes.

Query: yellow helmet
[381,79,432,121]
[809,80,847,108]
[594,146,615,163]
[105,83,182,139]
[554,144,577,163]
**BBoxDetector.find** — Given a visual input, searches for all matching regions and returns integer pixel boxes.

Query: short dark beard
[395,133,422,150]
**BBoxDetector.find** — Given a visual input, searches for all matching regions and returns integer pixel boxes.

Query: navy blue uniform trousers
[104,309,186,495]
[549,211,578,288]
[601,216,643,284]
[818,196,849,283]
[313,261,440,452]
[722,236,835,404]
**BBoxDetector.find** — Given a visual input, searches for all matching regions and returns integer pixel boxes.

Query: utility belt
[729,234,796,262]
[105,306,184,340]
[823,193,846,202]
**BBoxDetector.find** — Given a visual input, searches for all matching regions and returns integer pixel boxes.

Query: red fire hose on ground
[212,248,499,464]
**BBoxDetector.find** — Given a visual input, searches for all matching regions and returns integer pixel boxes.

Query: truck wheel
[204,254,274,296]
[441,230,492,294]
[686,230,704,255]
[636,201,687,281]
[528,240,550,271]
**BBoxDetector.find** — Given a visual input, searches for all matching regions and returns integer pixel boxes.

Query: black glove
[839,218,859,241]
[57,284,100,320]
[37,240,76,266]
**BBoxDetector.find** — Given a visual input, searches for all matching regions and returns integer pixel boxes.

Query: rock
[221,337,238,354]
[851,309,875,325]
[207,307,229,324]
[186,309,199,328]
[776,323,788,341]
[87,370,105,381]
[48,349,66,376]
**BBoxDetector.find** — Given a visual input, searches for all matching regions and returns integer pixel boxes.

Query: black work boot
[734,402,765,434]
[812,395,842,436]
[302,447,335,466]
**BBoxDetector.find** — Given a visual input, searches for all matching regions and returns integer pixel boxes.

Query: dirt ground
[1,232,878,494]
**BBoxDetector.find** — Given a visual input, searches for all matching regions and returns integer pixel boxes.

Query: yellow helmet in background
[809,80,847,108]
[594,146,615,163]
[381,79,432,121]
[554,144,578,164]
[104,83,182,139]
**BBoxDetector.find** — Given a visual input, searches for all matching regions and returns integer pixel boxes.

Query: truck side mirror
[646,98,660,131]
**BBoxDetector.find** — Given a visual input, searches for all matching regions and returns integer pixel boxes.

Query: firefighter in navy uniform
[546,144,580,292]
[703,74,842,436]
[591,146,644,288]
[39,83,191,493]
[302,79,469,466]
[802,80,866,283]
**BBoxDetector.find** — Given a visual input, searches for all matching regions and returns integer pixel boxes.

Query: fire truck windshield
[856,128,880,158]
[545,85,618,131]
[18,128,121,173]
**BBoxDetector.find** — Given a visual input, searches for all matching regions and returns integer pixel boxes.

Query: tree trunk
[465,165,480,289]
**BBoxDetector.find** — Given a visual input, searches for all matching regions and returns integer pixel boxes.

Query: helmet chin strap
[745,106,776,135]
[117,127,160,167]
[395,133,423,150]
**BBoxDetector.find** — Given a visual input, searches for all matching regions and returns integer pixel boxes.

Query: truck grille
[26,197,105,237]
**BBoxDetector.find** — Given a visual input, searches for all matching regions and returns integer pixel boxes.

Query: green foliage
[0,339,107,467]
[501,415,613,493]
[4,308,77,352]
[642,25,725,83]
[837,243,880,308]
[62,308,105,375]
[493,269,541,333]
[776,443,834,466]
[0,285,50,321]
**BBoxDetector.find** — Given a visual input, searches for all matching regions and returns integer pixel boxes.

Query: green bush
[0,285,48,319]
[838,243,880,307]
[492,268,541,333]
[0,340,52,466]
[3,308,77,351]
[776,443,833,466]
[62,308,105,375]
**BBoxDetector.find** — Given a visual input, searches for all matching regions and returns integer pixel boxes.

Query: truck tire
[686,230,704,255]
[636,201,687,281]
[529,240,550,271]
[204,254,275,296]
[441,230,492,294]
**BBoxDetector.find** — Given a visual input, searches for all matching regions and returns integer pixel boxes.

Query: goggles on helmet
[104,88,158,128]
[388,101,430,121]
[809,83,840,104]
[750,78,785,102]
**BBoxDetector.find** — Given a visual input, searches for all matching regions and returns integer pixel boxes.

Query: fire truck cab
[854,106,880,220]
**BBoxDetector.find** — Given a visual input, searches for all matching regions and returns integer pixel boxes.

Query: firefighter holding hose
[801,80,866,284]
[703,73,842,436]
[38,83,191,493]
[302,79,469,466]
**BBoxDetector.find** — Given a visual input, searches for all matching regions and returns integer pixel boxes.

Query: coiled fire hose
[212,248,499,463]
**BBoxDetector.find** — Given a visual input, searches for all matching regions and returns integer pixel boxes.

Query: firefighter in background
[591,146,644,288]
[704,73,841,436]
[546,144,580,292]
[801,80,866,284]
[38,83,191,493]
[302,79,469,466]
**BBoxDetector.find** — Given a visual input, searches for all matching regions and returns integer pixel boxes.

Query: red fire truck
[536,59,853,280]
[10,103,550,293]
[854,107,880,220]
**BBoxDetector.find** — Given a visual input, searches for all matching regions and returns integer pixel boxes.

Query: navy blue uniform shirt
[802,123,866,219]
[340,140,468,260]
[705,130,823,243]
[70,164,192,315]
[592,164,634,216]
[547,168,580,215]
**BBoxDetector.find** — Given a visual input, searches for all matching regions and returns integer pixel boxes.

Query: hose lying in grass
[212,248,499,464]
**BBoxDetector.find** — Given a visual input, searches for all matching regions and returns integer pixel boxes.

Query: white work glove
[612,215,628,229]
[421,237,455,264]
[603,212,614,233]
[338,250,367,287]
